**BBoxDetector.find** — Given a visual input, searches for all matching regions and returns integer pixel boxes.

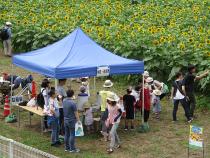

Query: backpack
[37,89,45,109]
[162,84,169,94]
[0,28,9,41]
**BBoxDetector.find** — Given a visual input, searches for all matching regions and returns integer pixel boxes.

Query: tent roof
[12,28,144,79]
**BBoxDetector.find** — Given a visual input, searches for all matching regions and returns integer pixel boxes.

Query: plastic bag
[27,97,36,107]
[75,121,84,137]
[5,113,17,123]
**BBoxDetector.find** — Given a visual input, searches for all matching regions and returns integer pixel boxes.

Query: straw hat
[143,71,149,77]
[103,80,113,88]
[107,93,119,102]
[5,22,12,26]
[146,77,153,83]
[153,89,162,96]
[83,102,90,109]
[82,81,88,86]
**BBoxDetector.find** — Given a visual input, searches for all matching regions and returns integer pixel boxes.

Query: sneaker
[56,141,61,145]
[187,119,192,123]
[124,126,128,131]
[115,145,121,149]
[51,143,58,147]
[70,148,80,153]
[107,148,114,154]
[43,129,48,133]
[65,149,69,152]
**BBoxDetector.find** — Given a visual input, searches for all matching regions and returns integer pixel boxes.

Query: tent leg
[10,64,14,110]
[142,75,144,124]
[94,77,96,94]
[55,79,58,89]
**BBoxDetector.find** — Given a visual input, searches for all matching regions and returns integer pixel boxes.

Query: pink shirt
[106,104,121,126]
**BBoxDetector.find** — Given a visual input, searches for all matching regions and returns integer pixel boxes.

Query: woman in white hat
[106,92,122,154]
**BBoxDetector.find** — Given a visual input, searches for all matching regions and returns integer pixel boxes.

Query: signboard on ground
[189,125,203,148]
[97,66,110,77]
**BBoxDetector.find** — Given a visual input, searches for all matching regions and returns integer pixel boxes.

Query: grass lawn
[0,53,210,158]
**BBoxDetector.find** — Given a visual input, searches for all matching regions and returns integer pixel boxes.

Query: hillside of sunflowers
[0,0,209,91]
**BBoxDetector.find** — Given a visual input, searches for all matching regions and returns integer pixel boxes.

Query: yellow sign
[189,125,203,148]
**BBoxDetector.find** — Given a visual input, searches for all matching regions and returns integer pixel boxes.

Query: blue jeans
[64,120,76,150]
[50,117,59,144]
[109,123,120,149]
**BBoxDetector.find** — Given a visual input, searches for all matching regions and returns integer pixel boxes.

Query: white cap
[5,22,12,26]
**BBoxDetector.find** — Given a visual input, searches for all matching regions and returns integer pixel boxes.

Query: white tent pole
[10,64,14,109]
[93,77,96,94]
[55,79,58,89]
[142,74,145,124]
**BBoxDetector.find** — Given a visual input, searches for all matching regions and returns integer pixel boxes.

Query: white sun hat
[146,77,153,83]
[153,89,162,96]
[103,80,113,88]
[143,71,149,77]
[107,92,119,102]
[5,22,12,26]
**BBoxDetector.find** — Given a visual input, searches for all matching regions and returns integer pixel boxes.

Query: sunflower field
[0,0,209,90]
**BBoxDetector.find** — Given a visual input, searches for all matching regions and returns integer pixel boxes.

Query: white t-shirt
[174,89,185,100]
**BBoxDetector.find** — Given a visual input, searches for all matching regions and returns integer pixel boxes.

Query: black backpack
[37,89,45,109]
[0,28,9,41]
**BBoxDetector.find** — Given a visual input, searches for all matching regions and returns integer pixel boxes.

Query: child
[106,93,122,154]
[83,102,94,134]
[47,88,60,146]
[152,89,162,119]
[123,87,136,130]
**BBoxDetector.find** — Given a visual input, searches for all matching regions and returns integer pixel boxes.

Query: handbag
[75,121,84,137]
[175,81,189,102]
[27,97,36,107]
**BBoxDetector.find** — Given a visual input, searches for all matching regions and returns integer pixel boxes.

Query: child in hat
[83,102,94,134]
[152,89,162,119]
[106,92,122,154]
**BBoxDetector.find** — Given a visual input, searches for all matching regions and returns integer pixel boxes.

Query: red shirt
[139,87,151,111]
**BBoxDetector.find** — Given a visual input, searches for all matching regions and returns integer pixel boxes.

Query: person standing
[106,93,122,154]
[183,65,209,118]
[99,80,118,141]
[47,89,60,147]
[1,22,12,56]
[41,79,51,132]
[123,87,136,130]
[171,72,192,123]
[56,79,67,135]
[63,90,80,153]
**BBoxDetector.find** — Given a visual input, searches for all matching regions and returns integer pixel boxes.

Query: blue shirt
[63,98,77,122]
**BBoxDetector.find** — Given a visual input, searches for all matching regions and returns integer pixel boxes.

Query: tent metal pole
[93,77,96,94]
[10,64,14,110]
[55,79,58,89]
[142,74,145,124]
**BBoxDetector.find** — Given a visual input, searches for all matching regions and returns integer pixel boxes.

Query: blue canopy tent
[12,28,146,125]
[12,28,144,78]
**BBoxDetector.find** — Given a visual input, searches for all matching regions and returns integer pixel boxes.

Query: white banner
[97,66,110,77]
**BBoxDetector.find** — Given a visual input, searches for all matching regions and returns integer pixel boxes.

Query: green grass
[0,53,210,158]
